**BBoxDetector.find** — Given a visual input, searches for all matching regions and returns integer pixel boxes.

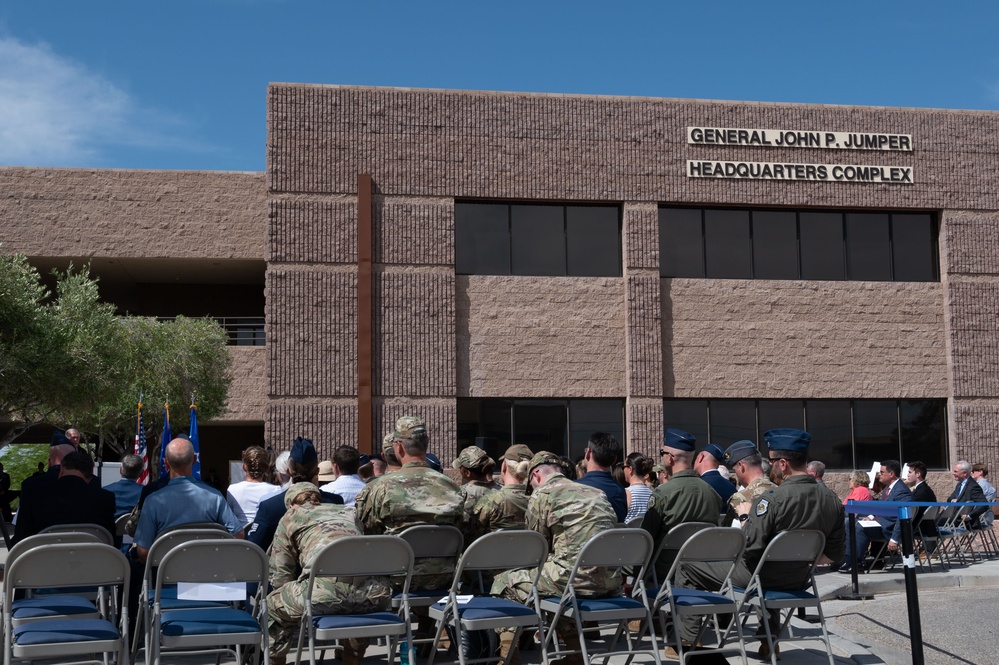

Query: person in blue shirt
[105,453,144,519]
[576,432,627,522]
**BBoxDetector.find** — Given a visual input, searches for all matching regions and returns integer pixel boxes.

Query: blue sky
[1,1,996,172]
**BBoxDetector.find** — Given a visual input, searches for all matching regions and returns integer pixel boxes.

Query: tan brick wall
[664,279,947,398]
[1,168,265,258]
[221,346,267,422]
[456,276,626,398]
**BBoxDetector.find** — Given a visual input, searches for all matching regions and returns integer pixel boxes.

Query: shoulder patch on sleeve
[756,498,769,517]
[647,495,656,510]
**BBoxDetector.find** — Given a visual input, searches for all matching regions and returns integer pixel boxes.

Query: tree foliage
[0,252,233,453]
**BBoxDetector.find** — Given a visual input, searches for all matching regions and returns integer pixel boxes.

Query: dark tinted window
[663,399,709,444]
[846,213,891,281]
[892,214,937,282]
[899,399,947,468]
[799,212,845,280]
[513,400,568,451]
[853,399,900,468]
[805,400,854,469]
[455,203,510,275]
[704,210,752,279]
[569,400,626,460]
[567,206,620,277]
[660,208,704,278]
[709,400,757,448]
[511,205,565,276]
[758,399,805,440]
[752,211,799,279]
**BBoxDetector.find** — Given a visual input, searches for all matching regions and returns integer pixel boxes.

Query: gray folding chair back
[428,531,550,665]
[4,542,130,665]
[540,528,661,665]
[132,527,236,661]
[39,522,114,545]
[396,524,464,605]
[151,539,269,665]
[656,527,748,665]
[296,535,414,665]
[649,521,716,587]
[736,529,832,665]
[115,512,131,537]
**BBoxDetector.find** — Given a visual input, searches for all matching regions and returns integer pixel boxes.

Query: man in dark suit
[840,459,912,572]
[948,460,988,523]
[13,449,115,545]
[905,461,938,541]
[695,443,737,506]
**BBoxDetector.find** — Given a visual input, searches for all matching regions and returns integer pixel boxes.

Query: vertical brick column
[623,202,664,457]
[942,210,999,467]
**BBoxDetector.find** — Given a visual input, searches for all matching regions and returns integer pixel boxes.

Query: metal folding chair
[131,526,235,662]
[39,522,114,546]
[540,528,661,665]
[646,521,716,590]
[294,535,414,665]
[3,542,130,665]
[150,539,269,665]
[428,530,549,665]
[734,530,834,665]
[652,527,748,665]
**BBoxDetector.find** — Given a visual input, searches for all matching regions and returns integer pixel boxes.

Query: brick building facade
[5,84,999,490]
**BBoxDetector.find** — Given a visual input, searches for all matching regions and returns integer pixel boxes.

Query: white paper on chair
[177,582,246,601]
[858,520,880,528]
[438,595,473,605]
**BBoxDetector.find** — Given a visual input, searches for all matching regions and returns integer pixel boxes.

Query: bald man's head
[165,438,196,477]
[49,444,76,468]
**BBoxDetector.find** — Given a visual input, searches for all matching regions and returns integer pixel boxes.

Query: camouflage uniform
[466,483,529,543]
[355,459,470,589]
[462,480,497,504]
[725,475,777,524]
[492,472,619,603]
[267,500,393,658]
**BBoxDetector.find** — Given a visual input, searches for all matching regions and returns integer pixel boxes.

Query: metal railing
[155,316,265,346]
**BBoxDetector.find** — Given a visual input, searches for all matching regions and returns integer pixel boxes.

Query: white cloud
[0,36,207,166]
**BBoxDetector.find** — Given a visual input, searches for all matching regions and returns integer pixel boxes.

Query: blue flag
[189,402,201,479]
[159,402,172,480]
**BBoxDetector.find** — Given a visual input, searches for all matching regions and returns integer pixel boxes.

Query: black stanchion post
[838,507,873,601]
[900,506,925,665]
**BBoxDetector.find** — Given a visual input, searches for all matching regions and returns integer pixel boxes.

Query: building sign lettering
[687,127,912,151]
[687,160,913,184]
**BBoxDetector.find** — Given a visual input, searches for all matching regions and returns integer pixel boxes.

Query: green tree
[0,252,233,455]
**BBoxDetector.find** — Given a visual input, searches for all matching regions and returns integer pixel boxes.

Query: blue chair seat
[12,595,97,620]
[762,589,816,602]
[314,611,404,631]
[670,588,733,608]
[576,596,644,613]
[440,597,537,621]
[32,585,99,596]
[160,608,259,637]
[13,619,118,646]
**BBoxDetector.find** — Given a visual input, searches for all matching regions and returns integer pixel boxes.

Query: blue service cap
[50,431,72,447]
[724,440,759,465]
[290,436,318,466]
[700,443,726,463]
[425,452,443,473]
[358,454,371,466]
[764,428,811,453]
[663,428,696,452]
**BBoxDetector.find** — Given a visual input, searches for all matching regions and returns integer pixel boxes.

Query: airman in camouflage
[722,439,777,525]
[453,445,497,503]
[354,415,471,590]
[267,483,393,664]
[492,451,620,603]
[466,444,533,543]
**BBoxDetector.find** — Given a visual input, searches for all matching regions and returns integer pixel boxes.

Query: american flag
[135,401,149,485]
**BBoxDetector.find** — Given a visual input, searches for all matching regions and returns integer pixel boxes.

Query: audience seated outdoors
[225,445,279,526]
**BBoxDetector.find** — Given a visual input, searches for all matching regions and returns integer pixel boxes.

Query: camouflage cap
[652,463,667,474]
[392,415,426,440]
[503,444,534,463]
[527,451,563,478]
[382,431,397,453]
[452,445,492,470]
[284,481,320,509]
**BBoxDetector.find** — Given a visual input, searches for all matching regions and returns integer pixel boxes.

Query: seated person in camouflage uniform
[466,444,533,544]
[722,439,776,526]
[453,445,498,503]
[267,483,393,665]
[492,451,619,665]
[355,415,471,591]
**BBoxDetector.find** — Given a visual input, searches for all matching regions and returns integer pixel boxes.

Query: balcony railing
[155,317,265,346]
